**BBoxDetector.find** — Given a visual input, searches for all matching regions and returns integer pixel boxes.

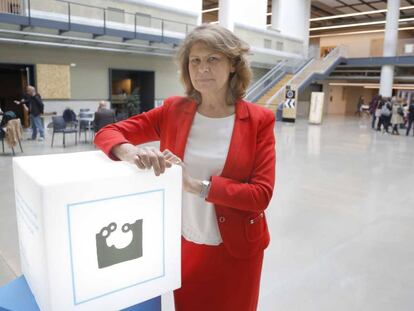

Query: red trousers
[174,237,264,311]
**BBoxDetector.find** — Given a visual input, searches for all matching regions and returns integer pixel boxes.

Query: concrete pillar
[271,0,311,51]
[379,0,400,97]
[219,0,235,31]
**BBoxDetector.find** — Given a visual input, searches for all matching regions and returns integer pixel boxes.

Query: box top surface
[13,151,180,186]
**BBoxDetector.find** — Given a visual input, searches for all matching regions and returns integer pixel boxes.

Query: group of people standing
[369,95,414,136]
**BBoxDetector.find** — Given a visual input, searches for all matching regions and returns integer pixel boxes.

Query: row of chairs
[51,108,117,147]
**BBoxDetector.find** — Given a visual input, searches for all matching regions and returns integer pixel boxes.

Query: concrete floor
[1,116,414,310]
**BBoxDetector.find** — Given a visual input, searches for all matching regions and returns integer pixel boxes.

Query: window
[276,41,284,51]
[264,39,272,49]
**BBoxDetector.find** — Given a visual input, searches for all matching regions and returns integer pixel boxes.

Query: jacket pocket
[245,212,265,242]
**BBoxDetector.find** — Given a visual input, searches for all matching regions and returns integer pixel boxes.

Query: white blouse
[182,111,235,245]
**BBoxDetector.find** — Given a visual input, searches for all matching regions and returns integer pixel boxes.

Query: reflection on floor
[1,116,414,311]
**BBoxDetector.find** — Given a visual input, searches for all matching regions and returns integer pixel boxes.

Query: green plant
[126,92,140,117]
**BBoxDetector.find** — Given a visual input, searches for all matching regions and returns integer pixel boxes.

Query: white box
[309,92,325,125]
[12,151,182,311]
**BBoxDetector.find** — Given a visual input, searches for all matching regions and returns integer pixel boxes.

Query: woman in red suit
[94,24,276,311]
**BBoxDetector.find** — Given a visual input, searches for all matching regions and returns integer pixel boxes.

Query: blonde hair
[177,24,252,105]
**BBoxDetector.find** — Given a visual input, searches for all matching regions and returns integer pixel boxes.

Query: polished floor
[1,116,414,310]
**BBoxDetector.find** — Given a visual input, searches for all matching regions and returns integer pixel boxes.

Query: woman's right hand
[112,143,172,176]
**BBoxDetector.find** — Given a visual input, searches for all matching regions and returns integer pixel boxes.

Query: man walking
[15,86,45,141]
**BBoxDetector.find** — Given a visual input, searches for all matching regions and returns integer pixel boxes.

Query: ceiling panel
[352,4,376,11]
[337,7,359,13]
[401,0,413,6]
[337,0,361,5]
[318,0,342,6]
[369,2,387,9]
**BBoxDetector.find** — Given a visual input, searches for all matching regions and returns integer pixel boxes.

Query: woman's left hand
[162,149,202,195]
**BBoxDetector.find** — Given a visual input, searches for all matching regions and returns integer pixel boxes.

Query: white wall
[317,31,414,58]
[0,43,184,106]
[144,0,202,14]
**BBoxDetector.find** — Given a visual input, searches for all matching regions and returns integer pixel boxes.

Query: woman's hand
[112,144,172,176]
[162,149,202,195]
[111,144,203,194]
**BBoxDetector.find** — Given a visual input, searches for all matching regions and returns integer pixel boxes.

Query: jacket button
[219,216,226,223]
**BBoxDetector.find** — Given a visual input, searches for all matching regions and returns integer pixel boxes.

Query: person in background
[14,85,44,141]
[97,100,111,112]
[355,96,364,117]
[94,101,116,132]
[369,94,381,129]
[94,24,275,311]
[391,97,403,135]
[377,97,392,133]
[406,98,414,136]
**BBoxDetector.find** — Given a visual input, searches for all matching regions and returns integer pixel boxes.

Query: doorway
[109,69,155,118]
[0,63,35,127]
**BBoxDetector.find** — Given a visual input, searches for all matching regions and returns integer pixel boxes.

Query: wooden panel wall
[36,64,71,99]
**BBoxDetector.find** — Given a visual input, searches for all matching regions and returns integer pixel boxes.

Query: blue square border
[66,189,165,305]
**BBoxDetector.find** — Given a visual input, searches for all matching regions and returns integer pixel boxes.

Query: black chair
[51,116,78,147]
[78,112,94,143]
[94,109,116,133]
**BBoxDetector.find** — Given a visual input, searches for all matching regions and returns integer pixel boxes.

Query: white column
[271,0,310,45]
[379,0,400,97]
[232,0,268,29]
[271,0,281,31]
[219,0,235,31]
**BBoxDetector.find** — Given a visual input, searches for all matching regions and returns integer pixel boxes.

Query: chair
[78,112,94,143]
[116,111,129,122]
[1,118,23,155]
[51,116,78,147]
[94,109,116,133]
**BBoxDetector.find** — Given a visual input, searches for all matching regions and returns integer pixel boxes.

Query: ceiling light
[310,5,414,22]
[310,17,414,31]
[309,26,414,38]
[202,8,219,13]
[328,82,414,89]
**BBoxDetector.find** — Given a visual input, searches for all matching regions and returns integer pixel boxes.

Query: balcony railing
[0,0,197,44]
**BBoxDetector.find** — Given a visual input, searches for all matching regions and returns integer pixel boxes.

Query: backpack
[381,103,391,117]
[62,108,77,123]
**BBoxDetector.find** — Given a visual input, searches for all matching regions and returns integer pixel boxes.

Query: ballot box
[12,151,182,311]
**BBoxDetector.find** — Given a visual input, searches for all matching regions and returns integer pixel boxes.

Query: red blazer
[94,96,276,259]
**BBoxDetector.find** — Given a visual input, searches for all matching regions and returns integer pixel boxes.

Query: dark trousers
[392,124,400,135]
[377,116,390,132]
[371,115,376,129]
[406,119,414,136]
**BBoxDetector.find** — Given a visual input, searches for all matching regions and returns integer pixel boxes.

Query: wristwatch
[199,180,211,199]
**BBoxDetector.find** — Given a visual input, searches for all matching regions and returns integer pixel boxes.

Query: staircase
[264,45,347,111]
[256,74,293,113]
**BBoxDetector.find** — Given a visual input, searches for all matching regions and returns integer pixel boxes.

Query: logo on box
[96,220,143,269]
